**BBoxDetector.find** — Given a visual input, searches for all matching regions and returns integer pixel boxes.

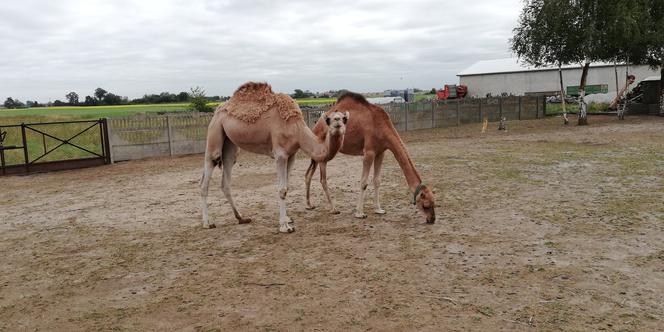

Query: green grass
[0,99,336,124]
[0,103,216,123]
[545,102,611,115]
[293,98,336,106]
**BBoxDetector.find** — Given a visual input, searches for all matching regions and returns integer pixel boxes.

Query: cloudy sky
[1,0,522,102]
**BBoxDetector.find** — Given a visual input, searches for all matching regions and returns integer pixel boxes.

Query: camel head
[323,111,349,136]
[413,184,436,224]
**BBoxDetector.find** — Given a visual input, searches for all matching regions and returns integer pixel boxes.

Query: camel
[200,82,349,233]
[304,92,436,223]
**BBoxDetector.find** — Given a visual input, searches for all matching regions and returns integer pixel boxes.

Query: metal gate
[0,119,111,176]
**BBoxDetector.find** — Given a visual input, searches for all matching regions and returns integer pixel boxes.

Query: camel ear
[324,114,331,126]
[343,111,349,124]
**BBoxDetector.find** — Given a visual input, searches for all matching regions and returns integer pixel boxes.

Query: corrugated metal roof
[457,58,617,76]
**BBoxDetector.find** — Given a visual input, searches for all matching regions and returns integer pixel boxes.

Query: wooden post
[536,96,540,119]
[102,118,112,164]
[166,116,173,156]
[518,96,522,120]
[21,124,29,173]
[478,99,482,122]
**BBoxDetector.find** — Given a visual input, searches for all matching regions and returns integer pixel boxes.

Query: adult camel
[305,92,436,223]
[201,82,349,233]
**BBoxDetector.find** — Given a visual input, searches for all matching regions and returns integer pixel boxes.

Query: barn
[458,58,660,98]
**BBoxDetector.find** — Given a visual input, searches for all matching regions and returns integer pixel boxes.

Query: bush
[188,87,214,112]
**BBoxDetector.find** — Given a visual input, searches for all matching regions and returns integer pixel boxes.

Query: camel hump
[336,91,371,106]
[233,82,274,96]
[224,82,303,123]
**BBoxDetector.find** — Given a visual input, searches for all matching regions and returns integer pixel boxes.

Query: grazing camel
[304,92,436,223]
[201,82,349,233]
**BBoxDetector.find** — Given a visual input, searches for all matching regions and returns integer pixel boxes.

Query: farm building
[458,58,660,98]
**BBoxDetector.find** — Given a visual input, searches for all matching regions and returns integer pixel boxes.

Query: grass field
[0,99,337,125]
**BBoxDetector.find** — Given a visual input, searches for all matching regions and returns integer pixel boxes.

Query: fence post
[518,96,522,120]
[478,99,483,122]
[535,96,540,119]
[21,123,29,173]
[166,116,173,156]
[102,118,112,164]
[456,100,461,126]
[404,103,408,131]
[431,100,435,128]
[499,97,503,119]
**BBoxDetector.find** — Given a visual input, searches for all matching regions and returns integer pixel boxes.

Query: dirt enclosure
[1,115,663,331]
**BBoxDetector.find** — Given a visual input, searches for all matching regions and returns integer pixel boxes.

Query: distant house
[458,58,660,98]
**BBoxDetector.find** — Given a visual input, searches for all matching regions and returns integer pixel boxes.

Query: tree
[636,0,664,115]
[103,93,123,105]
[94,88,107,102]
[188,86,213,112]
[66,91,79,105]
[53,100,66,107]
[177,91,189,102]
[511,0,585,124]
[4,97,16,109]
[84,95,97,106]
[292,89,308,99]
[429,88,437,94]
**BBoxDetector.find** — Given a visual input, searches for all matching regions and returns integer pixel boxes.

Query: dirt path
[1,115,663,331]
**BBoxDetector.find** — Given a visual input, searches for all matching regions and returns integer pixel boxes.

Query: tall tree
[65,91,79,105]
[94,88,107,102]
[511,0,583,124]
[641,0,664,115]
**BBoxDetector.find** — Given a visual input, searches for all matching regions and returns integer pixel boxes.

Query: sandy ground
[1,115,663,331]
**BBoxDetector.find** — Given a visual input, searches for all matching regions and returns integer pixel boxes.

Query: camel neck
[387,132,422,192]
[296,122,342,162]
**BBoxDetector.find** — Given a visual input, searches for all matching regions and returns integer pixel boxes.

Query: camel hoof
[374,208,386,215]
[329,209,340,215]
[354,213,367,219]
[305,205,316,210]
[238,218,252,224]
[204,223,216,229]
[279,224,295,233]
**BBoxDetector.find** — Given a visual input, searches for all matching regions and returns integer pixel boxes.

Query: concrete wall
[108,113,213,162]
[460,65,659,98]
[107,97,545,162]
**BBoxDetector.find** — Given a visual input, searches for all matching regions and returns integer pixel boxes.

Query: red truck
[436,84,468,100]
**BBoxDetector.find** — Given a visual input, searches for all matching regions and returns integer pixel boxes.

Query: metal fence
[109,96,545,162]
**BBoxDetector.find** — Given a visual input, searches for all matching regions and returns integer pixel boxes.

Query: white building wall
[459,65,659,97]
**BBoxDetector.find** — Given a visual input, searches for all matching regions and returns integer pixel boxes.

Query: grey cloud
[1,0,522,101]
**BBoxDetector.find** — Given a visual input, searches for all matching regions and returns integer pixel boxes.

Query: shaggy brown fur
[223,82,303,123]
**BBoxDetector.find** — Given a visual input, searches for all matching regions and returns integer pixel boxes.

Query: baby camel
[201,82,348,233]
[305,92,436,223]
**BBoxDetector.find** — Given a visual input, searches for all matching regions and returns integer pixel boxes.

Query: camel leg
[373,152,386,214]
[354,152,375,219]
[304,160,317,210]
[200,156,216,229]
[221,140,251,224]
[319,162,339,214]
[200,123,224,229]
[276,153,295,233]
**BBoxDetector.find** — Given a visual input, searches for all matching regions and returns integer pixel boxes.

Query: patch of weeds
[476,305,494,317]
[294,308,305,321]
